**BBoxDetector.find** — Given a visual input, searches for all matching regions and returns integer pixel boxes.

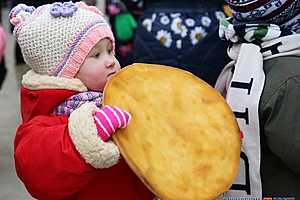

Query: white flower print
[171,17,182,34]
[176,40,182,49]
[171,17,188,38]
[215,11,226,21]
[160,15,170,25]
[190,26,207,45]
[180,25,188,38]
[156,30,172,48]
[152,13,157,21]
[201,16,211,27]
[185,18,195,27]
[142,18,153,32]
[170,13,181,18]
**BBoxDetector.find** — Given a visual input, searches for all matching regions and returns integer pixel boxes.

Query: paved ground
[0,8,33,200]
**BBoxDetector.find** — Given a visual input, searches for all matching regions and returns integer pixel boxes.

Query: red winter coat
[14,70,154,200]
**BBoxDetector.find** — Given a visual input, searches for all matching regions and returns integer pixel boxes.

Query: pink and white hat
[9,2,115,78]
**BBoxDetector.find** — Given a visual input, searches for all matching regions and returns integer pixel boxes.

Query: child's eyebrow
[88,45,100,56]
[91,42,103,52]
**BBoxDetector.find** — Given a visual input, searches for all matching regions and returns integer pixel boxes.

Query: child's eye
[94,53,100,57]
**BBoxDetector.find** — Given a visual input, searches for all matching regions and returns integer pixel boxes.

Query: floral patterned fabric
[140,8,226,53]
[133,4,231,86]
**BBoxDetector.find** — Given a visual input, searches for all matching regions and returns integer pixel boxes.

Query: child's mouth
[107,71,116,77]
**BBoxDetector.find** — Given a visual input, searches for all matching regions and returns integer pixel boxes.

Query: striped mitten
[94,105,131,141]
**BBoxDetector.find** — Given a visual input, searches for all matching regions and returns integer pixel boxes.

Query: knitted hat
[226,0,300,25]
[9,2,115,78]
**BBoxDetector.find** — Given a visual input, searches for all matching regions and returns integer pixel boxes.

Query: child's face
[76,38,121,91]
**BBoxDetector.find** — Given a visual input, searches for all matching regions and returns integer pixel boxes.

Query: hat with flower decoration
[9,1,115,78]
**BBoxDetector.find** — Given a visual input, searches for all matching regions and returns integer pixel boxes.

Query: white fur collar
[22,70,87,91]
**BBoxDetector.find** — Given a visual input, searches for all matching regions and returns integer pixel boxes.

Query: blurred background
[0,0,231,199]
[0,1,31,199]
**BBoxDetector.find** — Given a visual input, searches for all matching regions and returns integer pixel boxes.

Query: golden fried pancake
[103,63,241,200]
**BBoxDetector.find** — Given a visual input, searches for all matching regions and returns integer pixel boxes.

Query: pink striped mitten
[94,105,131,141]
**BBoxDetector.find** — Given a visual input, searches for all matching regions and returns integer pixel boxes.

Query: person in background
[215,0,300,199]
[133,0,231,86]
[0,1,7,89]
[10,2,154,199]
[106,0,144,66]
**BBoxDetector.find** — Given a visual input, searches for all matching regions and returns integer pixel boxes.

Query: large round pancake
[103,63,241,200]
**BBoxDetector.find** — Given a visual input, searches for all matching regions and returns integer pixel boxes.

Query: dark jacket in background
[133,0,230,86]
[260,56,300,198]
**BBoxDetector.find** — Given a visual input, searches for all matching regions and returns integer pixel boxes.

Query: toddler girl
[10,2,154,199]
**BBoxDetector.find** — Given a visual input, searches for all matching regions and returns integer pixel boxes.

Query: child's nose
[105,56,115,68]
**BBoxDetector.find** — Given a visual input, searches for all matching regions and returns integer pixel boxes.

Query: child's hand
[94,105,131,141]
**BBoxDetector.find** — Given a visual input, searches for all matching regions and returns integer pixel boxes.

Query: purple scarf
[53,91,103,116]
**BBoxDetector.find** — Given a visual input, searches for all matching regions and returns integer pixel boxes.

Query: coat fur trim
[68,102,120,168]
[22,70,87,91]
